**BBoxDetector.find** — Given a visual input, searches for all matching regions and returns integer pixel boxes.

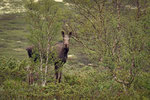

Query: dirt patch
[0,43,7,48]
[0,30,3,32]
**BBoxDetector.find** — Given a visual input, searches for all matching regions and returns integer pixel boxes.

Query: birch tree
[64,0,150,92]
[25,0,61,86]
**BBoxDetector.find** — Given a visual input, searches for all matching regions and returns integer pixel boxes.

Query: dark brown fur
[26,31,72,83]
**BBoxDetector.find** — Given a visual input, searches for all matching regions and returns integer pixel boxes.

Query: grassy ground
[0,13,30,59]
[0,12,90,65]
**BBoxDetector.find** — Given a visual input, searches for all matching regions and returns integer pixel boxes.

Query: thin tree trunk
[136,0,141,19]
[39,43,44,86]
[42,44,50,86]
[42,32,51,86]
[116,0,121,30]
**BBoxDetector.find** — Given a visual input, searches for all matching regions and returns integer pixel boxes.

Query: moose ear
[61,31,65,37]
[69,32,72,37]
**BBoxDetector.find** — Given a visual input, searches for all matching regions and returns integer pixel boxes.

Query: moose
[26,31,72,83]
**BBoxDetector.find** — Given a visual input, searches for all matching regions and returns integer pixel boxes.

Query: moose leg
[59,71,62,83]
[29,72,34,85]
[31,73,34,85]
[55,65,59,83]
[28,73,31,85]
[29,72,32,85]
[55,71,59,83]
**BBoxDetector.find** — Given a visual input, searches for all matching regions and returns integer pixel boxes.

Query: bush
[0,57,27,84]
[0,57,150,99]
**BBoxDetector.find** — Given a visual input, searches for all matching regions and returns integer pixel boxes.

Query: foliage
[0,57,27,84]
[0,56,149,99]
[24,0,63,86]
[63,0,150,98]
[0,0,150,99]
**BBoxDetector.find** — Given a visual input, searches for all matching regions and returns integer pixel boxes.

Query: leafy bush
[0,57,27,84]
[0,57,149,99]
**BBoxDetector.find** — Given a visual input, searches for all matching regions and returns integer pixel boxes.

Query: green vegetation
[0,0,150,99]
[0,56,149,99]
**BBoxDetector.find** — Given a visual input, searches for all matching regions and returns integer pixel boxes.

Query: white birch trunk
[42,32,51,86]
